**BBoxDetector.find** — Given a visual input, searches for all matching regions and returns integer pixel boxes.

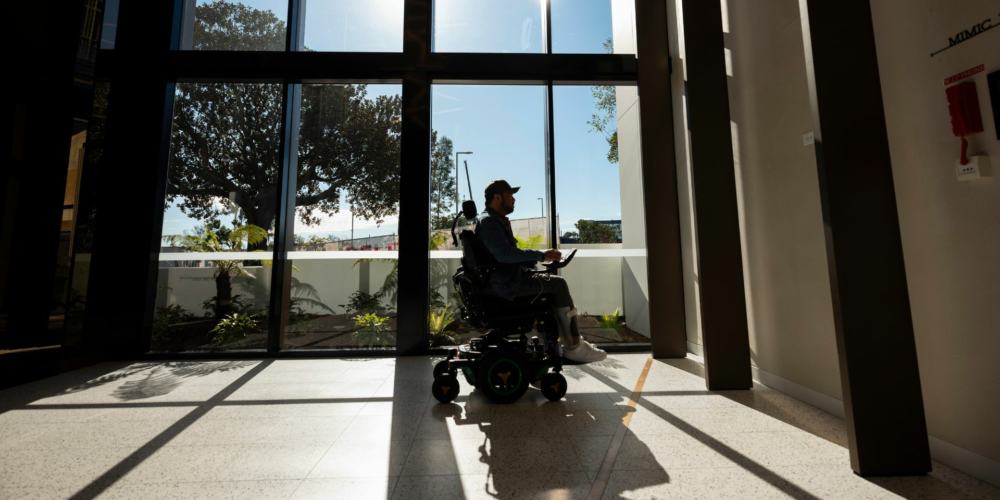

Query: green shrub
[341,291,386,316]
[428,307,457,346]
[151,305,195,344]
[598,308,622,329]
[209,312,259,346]
[352,312,393,347]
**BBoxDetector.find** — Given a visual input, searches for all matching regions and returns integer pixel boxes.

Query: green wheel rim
[487,358,523,395]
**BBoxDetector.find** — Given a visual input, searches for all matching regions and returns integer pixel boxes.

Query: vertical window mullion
[287,0,305,52]
[268,83,302,353]
[545,82,557,250]
[396,0,433,355]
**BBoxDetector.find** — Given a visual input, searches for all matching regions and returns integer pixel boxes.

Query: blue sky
[164,0,628,243]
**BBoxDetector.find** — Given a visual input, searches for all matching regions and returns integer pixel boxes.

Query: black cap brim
[510,186,520,193]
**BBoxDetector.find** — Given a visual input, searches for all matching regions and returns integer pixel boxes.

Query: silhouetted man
[477,180,606,363]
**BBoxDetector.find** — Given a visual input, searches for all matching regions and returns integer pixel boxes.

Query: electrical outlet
[956,155,991,181]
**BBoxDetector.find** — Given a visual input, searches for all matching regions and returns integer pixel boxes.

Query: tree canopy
[576,220,619,243]
[167,0,455,240]
[587,39,619,164]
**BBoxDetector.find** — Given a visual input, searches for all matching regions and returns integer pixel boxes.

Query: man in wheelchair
[477,180,607,364]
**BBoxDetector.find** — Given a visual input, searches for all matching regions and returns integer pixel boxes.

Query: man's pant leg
[511,274,578,346]
[510,273,574,309]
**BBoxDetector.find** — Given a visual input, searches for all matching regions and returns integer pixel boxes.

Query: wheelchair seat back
[453,228,544,332]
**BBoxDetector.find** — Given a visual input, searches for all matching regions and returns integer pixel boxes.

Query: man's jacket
[475,208,544,298]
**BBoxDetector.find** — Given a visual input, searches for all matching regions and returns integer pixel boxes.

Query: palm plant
[166,223,269,319]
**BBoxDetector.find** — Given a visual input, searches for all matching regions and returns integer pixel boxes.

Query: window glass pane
[551,0,635,54]
[429,84,547,347]
[65,82,112,346]
[303,0,404,52]
[180,0,288,51]
[433,0,544,53]
[153,82,284,352]
[284,84,402,350]
[100,0,119,49]
[554,84,648,344]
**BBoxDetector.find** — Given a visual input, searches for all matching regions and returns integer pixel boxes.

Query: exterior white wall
[156,260,397,317]
[561,245,626,319]
[612,0,650,337]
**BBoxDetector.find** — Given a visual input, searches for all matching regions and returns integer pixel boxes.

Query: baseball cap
[484,180,520,202]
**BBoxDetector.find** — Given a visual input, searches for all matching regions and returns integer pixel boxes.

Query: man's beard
[504,201,515,214]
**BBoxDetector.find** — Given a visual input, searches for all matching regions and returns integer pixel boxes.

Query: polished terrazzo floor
[1,354,997,499]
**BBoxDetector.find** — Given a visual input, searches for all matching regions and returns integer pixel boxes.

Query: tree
[576,220,618,243]
[168,1,403,248]
[430,132,456,230]
[588,39,619,164]
[191,0,285,51]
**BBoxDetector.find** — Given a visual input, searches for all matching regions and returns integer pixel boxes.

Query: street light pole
[455,151,473,212]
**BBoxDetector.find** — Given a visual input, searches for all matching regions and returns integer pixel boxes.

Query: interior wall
[665,0,705,354]
[870,0,1000,471]
[722,0,1000,483]
[725,0,842,402]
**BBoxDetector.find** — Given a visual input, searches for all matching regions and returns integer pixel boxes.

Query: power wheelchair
[431,201,577,404]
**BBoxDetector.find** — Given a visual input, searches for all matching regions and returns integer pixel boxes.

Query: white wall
[721,0,1000,484]
[725,0,842,401]
[871,0,1000,476]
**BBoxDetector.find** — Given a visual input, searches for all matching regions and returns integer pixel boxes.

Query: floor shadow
[580,364,824,500]
[411,358,670,500]
[652,358,849,446]
[110,361,258,401]
[65,360,273,499]
[0,360,259,409]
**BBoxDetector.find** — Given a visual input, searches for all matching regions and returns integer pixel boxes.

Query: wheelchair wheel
[477,349,529,404]
[540,372,568,401]
[432,375,460,404]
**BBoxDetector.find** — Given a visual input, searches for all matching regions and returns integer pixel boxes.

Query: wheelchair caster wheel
[432,375,460,404]
[540,372,567,401]
[433,360,451,379]
[477,350,529,404]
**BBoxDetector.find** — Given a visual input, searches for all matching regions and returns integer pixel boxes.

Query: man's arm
[478,217,545,265]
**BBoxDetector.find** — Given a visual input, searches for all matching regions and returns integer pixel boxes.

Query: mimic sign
[931,12,1000,57]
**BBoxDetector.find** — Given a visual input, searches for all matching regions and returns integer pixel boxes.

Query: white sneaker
[563,340,607,363]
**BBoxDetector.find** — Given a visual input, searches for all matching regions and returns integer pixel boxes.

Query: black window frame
[91,0,682,358]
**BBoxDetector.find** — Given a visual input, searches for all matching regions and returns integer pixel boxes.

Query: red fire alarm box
[946,81,984,136]
[946,81,984,164]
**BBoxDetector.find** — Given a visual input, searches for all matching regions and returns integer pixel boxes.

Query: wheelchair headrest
[462,200,478,221]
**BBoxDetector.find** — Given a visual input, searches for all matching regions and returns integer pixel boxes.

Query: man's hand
[542,249,562,262]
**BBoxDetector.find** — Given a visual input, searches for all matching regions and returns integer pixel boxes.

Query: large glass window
[283,84,402,350]
[428,84,548,346]
[99,0,120,49]
[141,0,645,352]
[153,82,284,352]
[554,84,648,343]
[180,0,288,51]
[551,0,635,54]
[433,0,544,53]
[303,0,404,52]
